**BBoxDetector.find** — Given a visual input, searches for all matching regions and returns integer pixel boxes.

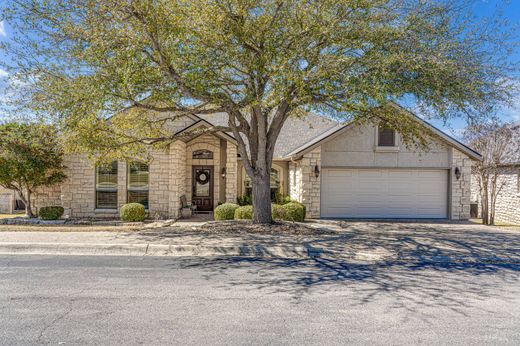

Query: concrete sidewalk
[0,222,519,263]
[0,230,324,258]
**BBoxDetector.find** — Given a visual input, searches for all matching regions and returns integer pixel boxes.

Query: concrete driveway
[306,221,520,263]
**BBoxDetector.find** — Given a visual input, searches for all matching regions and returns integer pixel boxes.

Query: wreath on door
[196,171,209,185]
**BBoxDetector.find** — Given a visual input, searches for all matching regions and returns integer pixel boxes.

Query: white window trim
[374,125,400,152]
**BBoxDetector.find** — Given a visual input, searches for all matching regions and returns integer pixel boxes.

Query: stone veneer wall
[0,187,15,213]
[168,141,187,218]
[225,143,238,203]
[471,167,520,225]
[288,147,321,219]
[450,149,472,220]
[492,167,520,224]
[0,137,241,219]
[60,154,97,218]
[148,147,172,219]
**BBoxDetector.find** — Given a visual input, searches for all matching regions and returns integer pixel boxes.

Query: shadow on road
[176,256,520,315]
[155,222,520,312]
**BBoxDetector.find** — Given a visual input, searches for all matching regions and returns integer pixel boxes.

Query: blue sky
[0,0,518,138]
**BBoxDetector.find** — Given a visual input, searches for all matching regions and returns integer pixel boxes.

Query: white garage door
[321,169,448,218]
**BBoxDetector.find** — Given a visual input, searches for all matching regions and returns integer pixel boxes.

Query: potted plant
[180,206,192,219]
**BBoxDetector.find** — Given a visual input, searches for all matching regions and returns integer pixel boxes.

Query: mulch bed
[197,220,337,235]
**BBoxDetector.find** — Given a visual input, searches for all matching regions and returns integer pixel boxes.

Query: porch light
[221,167,227,178]
[314,165,320,178]
[454,167,461,180]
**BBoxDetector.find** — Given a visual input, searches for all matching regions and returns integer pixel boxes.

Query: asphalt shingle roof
[198,112,338,158]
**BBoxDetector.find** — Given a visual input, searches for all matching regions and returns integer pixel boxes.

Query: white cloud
[0,68,8,78]
[0,21,5,37]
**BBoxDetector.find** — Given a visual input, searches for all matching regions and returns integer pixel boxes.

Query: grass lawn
[0,213,25,219]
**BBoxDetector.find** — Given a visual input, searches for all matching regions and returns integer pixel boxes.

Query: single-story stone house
[470,121,520,225]
[0,106,481,220]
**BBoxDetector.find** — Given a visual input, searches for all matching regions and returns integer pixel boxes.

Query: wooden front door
[192,166,213,211]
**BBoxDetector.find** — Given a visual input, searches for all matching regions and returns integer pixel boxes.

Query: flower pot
[181,208,192,219]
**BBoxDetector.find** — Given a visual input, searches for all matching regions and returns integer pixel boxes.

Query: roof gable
[282,103,482,161]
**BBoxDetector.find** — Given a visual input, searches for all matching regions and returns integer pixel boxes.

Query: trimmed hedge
[234,205,253,220]
[280,202,305,222]
[271,204,284,220]
[214,203,240,220]
[120,203,145,222]
[39,206,64,220]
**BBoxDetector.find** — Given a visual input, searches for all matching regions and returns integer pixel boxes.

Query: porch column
[225,143,238,203]
[169,140,187,218]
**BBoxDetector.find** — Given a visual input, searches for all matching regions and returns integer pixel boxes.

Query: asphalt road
[0,255,519,345]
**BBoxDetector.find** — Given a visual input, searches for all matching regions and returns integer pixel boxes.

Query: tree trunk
[480,174,489,225]
[22,189,35,218]
[252,171,272,224]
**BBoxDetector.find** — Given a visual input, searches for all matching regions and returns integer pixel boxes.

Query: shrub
[280,202,305,222]
[120,203,146,222]
[39,206,64,220]
[281,196,292,205]
[271,204,284,220]
[236,194,252,206]
[214,203,240,220]
[234,205,253,220]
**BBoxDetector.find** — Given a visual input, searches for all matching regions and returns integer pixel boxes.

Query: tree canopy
[0,0,516,222]
[0,123,66,217]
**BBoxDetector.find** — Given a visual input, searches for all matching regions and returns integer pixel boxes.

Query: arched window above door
[192,149,213,159]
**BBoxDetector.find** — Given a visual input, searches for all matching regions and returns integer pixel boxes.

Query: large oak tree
[0,0,515,223]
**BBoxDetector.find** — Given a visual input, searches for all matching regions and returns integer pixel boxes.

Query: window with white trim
[96,161,118,209]
[378,125,396,147]
[127,162,149,209]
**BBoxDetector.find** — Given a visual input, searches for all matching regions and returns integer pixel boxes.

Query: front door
[192,166,213,211]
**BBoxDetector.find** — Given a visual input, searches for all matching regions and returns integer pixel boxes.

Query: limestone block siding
[450,149,472,220]
[0,187,15,213]
[168,141,187,218]
[61,154,97,218]
[289,147,321,219]
[471,167,520,225]
[225,143,238,203]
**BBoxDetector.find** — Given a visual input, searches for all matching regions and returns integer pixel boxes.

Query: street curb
[0,242,316,259]
[0,243,518,264]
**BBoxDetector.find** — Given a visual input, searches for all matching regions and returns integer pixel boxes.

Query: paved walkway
[0,221,519,263]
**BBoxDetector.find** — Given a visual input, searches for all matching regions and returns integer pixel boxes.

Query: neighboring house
[470,122,520,225]
[0,106,481,220]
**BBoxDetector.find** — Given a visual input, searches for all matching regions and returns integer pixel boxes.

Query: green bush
[271,204,284,220]
[214,203,240,220]
[120,203,146,222]
[234,205,253,220]
[281,196,292,205]
[39,206,64,220]
[236,195,253,206]
[280,202,305,222]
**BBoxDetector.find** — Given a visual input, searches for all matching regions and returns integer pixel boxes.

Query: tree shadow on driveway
[162,222,520,315]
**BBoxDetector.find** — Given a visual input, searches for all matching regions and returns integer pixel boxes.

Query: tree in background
[464,121,519,225]
[0,123,66,217]
[0,0,515,223]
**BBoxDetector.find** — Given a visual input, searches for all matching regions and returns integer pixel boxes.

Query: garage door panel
[321,169,448,218]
